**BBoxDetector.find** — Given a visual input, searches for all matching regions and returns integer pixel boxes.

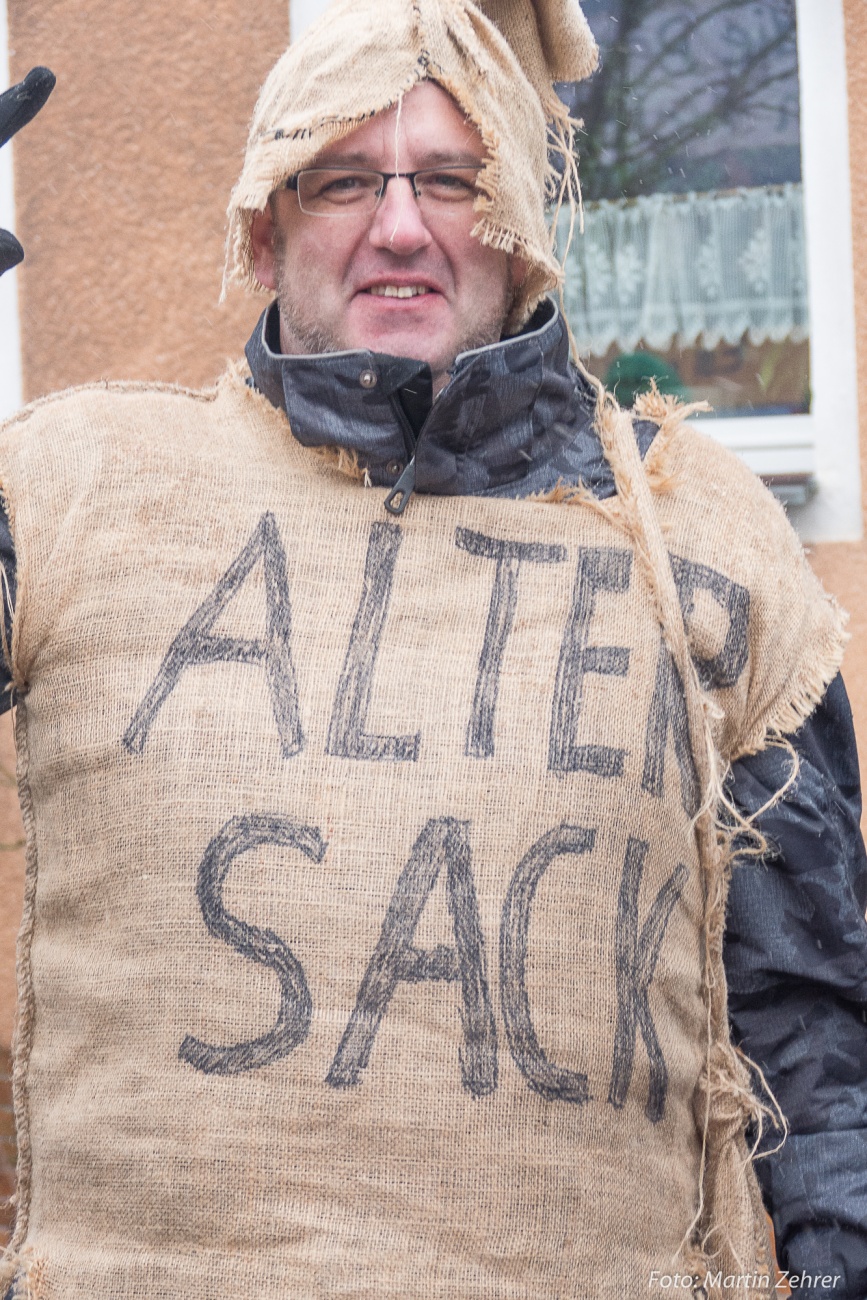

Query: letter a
[327,818,497,1097]
[123,513,304,757]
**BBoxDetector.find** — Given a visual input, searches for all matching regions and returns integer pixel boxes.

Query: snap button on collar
[359,369,378,389]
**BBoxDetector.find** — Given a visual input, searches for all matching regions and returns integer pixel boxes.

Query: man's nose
[368,177,433,255]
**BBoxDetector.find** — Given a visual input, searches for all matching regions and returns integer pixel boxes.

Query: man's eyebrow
[315,149,485,168]
[421,149,485,167]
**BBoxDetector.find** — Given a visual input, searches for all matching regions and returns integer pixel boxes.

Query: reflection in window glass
[560,0,809,418]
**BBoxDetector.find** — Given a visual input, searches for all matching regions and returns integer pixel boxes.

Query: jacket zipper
[383,389,430,516]
[384,456,418,515]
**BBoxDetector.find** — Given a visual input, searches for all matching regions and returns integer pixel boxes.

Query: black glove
[0,66,55,277]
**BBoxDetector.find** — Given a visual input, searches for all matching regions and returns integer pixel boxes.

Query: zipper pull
[384,456,417,516]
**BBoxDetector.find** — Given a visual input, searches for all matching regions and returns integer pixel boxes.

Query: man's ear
[509,255,529,291]
[250,207,278,290]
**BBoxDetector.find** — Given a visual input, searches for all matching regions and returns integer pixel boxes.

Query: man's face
[250,82,523,390]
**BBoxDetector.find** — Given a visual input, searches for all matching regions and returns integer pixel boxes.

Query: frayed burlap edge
[530,381,706,518]
[734,528,848,762]
[589,391,779,1294]
[0,449,49,1297]
[222,364,371,485]
[0,701,46,1300]
[731,603,847,766]
[0,378,219,442]
[307,444,370,484]
[0,1247,47,1300]
[586,388,846,1295]
[634,386,711,491]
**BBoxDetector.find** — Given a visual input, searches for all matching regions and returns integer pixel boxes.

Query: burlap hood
[224,0,598,321]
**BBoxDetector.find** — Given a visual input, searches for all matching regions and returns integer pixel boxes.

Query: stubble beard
[273,249,515,389]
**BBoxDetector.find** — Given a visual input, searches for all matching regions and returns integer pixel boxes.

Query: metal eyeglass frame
[284,165,484,217]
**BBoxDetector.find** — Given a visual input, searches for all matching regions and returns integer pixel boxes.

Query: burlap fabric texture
[0,371,845,1299]
[225,0,599,324]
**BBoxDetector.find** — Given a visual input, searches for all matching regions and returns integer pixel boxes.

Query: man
[0,1,865,1297]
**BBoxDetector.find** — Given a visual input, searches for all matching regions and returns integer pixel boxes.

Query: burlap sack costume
[0,0,848,1296]
[0,371,846,1298]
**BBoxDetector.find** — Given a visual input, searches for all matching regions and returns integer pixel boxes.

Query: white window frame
[709,0,862,542]
[0,0,22,423]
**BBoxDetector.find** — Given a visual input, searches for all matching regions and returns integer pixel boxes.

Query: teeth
[369,285,430,298]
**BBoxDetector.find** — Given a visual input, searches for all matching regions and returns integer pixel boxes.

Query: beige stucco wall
[1,1,866,1057]
[8,0,284,396]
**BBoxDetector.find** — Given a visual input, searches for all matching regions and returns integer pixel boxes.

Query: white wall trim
[712,0,862,542]
[0,0,23,422]
[290,0,328,41]
[794,0,862,540]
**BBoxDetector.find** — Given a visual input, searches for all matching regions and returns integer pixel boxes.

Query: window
[561,0,860,539]
[562,1,809,420]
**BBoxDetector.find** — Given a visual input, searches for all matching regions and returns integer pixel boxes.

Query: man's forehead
[312,82,486,169]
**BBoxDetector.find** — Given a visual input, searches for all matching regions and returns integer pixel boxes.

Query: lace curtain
[559,183,809,356]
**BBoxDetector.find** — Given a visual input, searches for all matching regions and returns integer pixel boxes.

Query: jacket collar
[245,298,642,500]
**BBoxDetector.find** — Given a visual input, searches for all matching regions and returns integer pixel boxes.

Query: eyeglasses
[284,166,484,218]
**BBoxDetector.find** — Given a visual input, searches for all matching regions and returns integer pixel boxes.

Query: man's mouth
[366,285,433,299]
